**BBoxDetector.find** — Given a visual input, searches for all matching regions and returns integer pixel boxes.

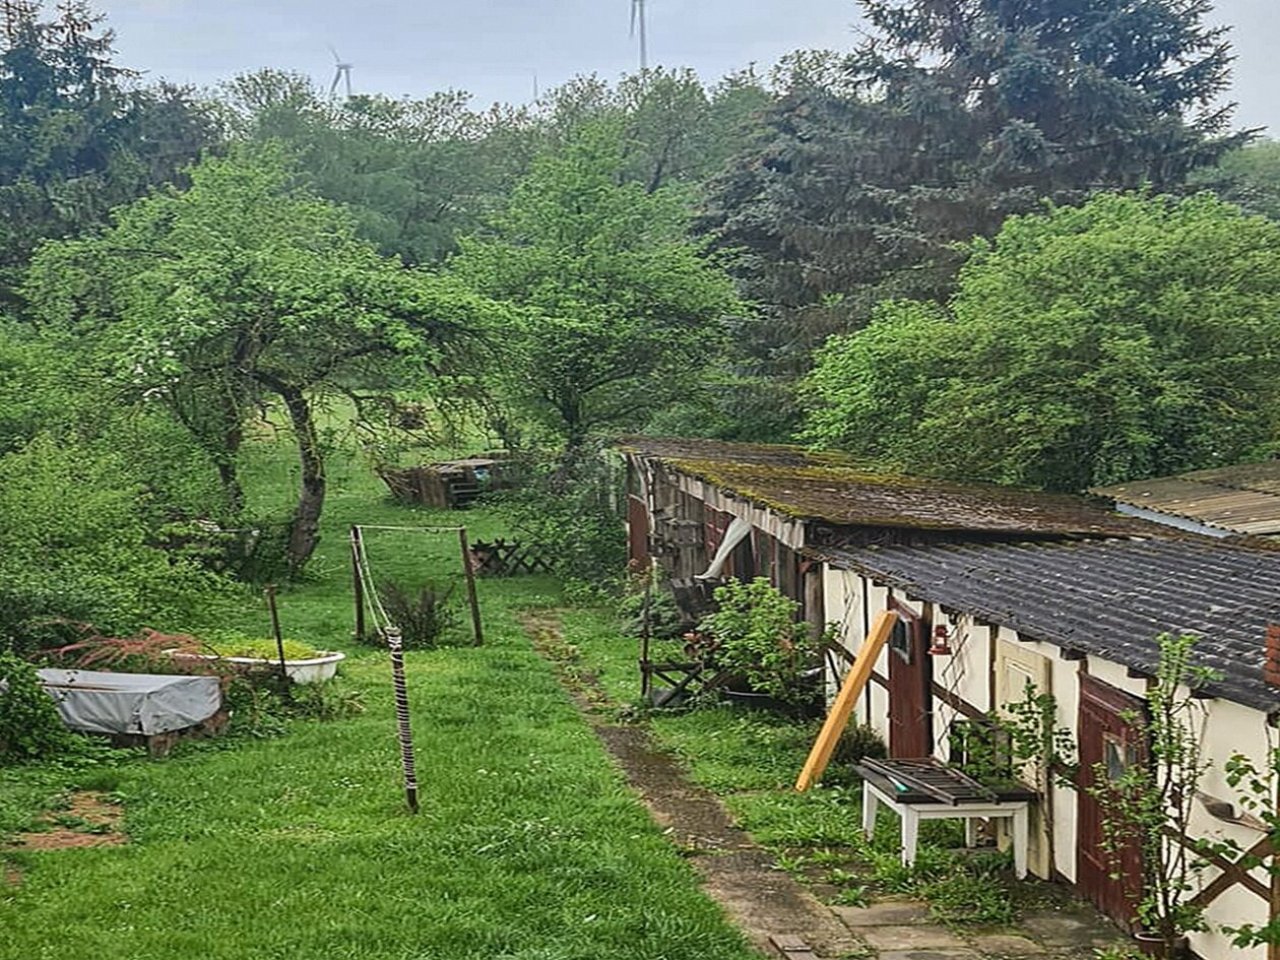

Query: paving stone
[1020,913,1113,948]
[879,950,982,960]
[968,933,1045,956]
[861,925,969,951]
[833,900,932,927]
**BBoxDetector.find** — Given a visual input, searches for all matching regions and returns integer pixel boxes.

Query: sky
[98,0,1280,134]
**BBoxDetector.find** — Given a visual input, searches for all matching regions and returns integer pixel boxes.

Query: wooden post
[458,527,484,646]
[795,609,897,792]
[265,584,288,683]
[640,570,653,701]
[351,526,365,642]
[386,626,419,814]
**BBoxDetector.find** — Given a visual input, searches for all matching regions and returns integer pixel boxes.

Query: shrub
[375,580,461,649]
[0,436,239,654]
[698,578,819,705]
[491,445,626,589]
[0,651,75,762]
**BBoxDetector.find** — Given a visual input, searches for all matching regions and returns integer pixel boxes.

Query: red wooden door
[1077,673,1146,928]
[887,605,932,757]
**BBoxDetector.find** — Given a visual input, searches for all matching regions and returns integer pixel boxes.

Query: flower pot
[167,650,345,685]
[1134,932,1190,960]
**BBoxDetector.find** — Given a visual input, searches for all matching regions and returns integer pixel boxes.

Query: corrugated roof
[1093,461,1280,536]
[822,538,1280,712]
[620,437,1160,539]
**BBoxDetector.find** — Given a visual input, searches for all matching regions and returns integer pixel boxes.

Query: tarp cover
[36,669,222,736]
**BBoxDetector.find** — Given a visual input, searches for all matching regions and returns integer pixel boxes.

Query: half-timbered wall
[823,564,1275,960]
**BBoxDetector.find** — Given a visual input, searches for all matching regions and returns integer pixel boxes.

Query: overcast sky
[100,0,1279,134]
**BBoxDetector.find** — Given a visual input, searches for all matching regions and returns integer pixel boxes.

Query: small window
[1103,733,1138,780]
[890,616,913,663]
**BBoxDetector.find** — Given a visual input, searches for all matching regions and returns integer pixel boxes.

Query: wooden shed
[821,536,1280,959]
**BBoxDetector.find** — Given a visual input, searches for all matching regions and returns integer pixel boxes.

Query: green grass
[0,431,760,960]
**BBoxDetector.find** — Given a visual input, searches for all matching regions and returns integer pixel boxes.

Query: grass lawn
[0,434,760,960]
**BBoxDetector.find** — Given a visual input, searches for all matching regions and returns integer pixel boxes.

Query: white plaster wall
[1084,654,1148,700]
[1186,698,1273,960]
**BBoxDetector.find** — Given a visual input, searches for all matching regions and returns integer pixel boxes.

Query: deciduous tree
[449,124,744,449]
[803,192,1280,491]
[27,147,497,571]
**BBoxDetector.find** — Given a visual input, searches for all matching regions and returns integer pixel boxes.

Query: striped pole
[386,626,419,814]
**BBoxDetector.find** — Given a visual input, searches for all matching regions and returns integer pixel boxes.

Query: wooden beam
[795,610,896,792]
[930,682,984,721]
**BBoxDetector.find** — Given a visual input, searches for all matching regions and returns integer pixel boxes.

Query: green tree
[220,70,520,265]
[27,147,496,572]
[0,1,218,303]
[449,124,744,448]
[706,0,1242,379]
[803,192,1280,491]
[1193,139,1280,221]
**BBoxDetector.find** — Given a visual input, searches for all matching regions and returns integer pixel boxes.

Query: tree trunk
[213,412,246,514]
[277,383,325,575]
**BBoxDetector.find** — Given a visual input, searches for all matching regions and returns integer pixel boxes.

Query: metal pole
[351,525,365,642]
[458,527,484,646]
[265,584,287,683]
[386,626,419,814]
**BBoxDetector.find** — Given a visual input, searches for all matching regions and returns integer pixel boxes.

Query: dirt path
[521,610,862,960]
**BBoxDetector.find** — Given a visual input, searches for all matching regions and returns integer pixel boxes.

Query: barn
[620,438,1280,959]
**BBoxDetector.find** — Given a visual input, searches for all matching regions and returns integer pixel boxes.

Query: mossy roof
[619,437,1159,537]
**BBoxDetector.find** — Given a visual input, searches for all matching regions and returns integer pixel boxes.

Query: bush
[698,578,819,705]
[491,445,626,589]
[375,580,461,649]
[0,436,239,654]
[0,652,75,763]
[617,586,686,641]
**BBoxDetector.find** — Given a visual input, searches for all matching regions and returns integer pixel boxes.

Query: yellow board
[794,609,896,792]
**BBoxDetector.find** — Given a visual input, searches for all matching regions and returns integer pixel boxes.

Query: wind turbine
[630,0,648,72]
[328,45,354,100]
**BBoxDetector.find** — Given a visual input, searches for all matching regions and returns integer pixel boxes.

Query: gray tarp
[36,669,222,736]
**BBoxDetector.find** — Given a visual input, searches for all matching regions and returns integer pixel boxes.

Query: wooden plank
[795,609,896,792]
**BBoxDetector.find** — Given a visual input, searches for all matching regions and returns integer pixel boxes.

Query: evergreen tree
[706,0,1244,378]
[0,1,217,304]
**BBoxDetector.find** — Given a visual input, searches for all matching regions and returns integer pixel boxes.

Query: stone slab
[968,933,1046,955]
[1020,913,1116,948]
[879,950,982,960]
[861,925,969,951]
[834,900,932,927]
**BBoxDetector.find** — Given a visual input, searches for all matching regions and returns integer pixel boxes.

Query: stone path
[824,897,1131,960]
[523,611,1132,960]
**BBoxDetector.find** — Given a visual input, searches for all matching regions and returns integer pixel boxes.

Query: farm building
[618,436,1156,623]
[619,438,1280,959]
[821,537,1280,959]
[1093,461,1280,539]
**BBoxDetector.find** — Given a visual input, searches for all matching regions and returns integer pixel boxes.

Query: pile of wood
[379,455,515,509]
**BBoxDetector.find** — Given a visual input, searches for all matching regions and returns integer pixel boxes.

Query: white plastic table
[861,775,1031,879]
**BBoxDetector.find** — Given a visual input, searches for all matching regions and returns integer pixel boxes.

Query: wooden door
[1077,673,1146,928]
[887,603,932,758]
[994,640,1053,879]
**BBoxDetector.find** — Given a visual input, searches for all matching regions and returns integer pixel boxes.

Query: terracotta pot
[1134,931,1190,960]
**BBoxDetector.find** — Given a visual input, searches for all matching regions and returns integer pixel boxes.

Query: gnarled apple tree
[27,147,498,572]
